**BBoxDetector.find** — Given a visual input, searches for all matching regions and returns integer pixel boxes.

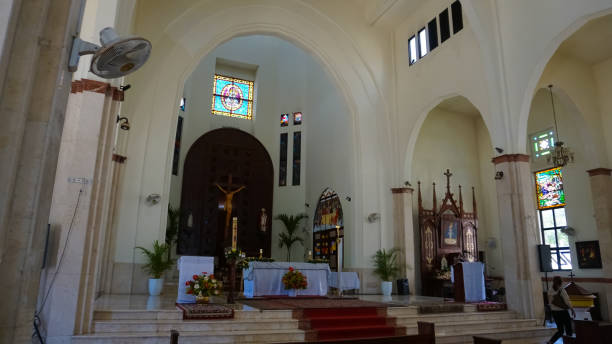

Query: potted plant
[165,205,181,262]
[186,272,221,303]
[372,248,400,296]
[136,240,174,296]
[282,266,308,297]
[276,213,307,261]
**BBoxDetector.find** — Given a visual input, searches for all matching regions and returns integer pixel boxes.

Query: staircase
[73,302,555,343]
[389,304,556,344]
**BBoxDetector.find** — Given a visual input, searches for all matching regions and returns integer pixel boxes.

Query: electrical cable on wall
[33,189,83,343]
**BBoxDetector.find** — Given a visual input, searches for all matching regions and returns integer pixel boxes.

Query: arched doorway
[177,128,274,259]
[312,188,344,270]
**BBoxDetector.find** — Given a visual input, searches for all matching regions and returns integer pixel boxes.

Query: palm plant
[136,240,174,279]
[165,205,181,261]
[276,213,307,261]
[372,248,400,282]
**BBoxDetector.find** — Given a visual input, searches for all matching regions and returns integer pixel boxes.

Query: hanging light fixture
[546,85,574,167]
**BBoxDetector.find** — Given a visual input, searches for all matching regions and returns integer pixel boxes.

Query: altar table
[329,271,360,292]
[176,256,214,303]
[243,261,330,297]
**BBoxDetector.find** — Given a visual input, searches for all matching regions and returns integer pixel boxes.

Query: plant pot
[287,289,297,297]
[196,295,210,304]
[381,281,393,296]
[148,278,164,296]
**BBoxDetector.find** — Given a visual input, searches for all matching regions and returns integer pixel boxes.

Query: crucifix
[215,174,246,242]
[444,169,453,193]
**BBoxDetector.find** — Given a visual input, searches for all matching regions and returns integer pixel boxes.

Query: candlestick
[232,217,238,250]
[259,248,263,259]
[308,250,312,260]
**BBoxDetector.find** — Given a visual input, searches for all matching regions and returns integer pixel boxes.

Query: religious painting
[441,216,460,247]
[576,241,602,269]
[280,114,289,127]
[211,74,254,120]
[293,112,302,125]
[535,167,566,209]
[312,188,344,270]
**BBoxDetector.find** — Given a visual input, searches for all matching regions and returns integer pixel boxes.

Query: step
[393,310,519,324]
[434,326,557,344]
[73,329,305,344]
[93,309,182,321]
[311,325,403,341]
[94,318,299,333]
[300,315,393,329]
[403,318,539,336]
[300,307,383,318]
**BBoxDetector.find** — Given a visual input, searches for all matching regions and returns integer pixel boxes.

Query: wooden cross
[568,271,575,281]
[218,174,242,191]
[444,169,453,192]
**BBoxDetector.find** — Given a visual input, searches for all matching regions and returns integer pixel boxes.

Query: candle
[259,248,263,258]
[232,217,238,250]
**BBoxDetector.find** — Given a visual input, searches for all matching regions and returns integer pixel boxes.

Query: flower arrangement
[186,272,221,298]
[224,247,244,262]
[282,267,308,290]
[307,258,330,264]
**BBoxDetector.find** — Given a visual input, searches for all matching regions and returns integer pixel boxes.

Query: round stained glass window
[220,84,243,111]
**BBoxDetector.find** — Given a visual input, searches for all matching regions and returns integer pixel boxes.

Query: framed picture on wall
[441,216,460,248]
[576,241,602,269]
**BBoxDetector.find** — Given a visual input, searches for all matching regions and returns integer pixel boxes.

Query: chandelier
[546,85,574,167]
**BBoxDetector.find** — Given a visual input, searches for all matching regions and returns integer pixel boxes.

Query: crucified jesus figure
[215,182,246,239]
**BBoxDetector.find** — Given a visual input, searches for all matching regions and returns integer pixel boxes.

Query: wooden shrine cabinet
[418,169,479,297]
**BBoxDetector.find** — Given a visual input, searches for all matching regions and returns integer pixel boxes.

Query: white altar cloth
[329,272,360,291]
[176,256,214,303]
[243,261,330,297]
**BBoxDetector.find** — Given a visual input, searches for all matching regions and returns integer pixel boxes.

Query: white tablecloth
[459,262,485,302]
[243,261,330,297]
[176,256,214,303]
[329,271,360,291]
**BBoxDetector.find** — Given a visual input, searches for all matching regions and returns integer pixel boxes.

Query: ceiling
[436,96,481,117]
[366,0,427,28]
[557,14,612,65]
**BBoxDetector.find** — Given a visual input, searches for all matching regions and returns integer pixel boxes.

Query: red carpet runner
[295,307,405,341]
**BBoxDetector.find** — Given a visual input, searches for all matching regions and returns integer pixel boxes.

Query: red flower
[288,267,294,271]
[186,290,193,294]
[185,281,190,286]
[202,272,207,275]
[193,274,199,280]
[209,274,215,279]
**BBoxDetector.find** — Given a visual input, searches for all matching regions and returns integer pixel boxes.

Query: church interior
[2,0,612,343]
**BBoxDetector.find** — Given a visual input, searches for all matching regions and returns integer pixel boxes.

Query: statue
[215,180,246,239]
[441,255,448,271]
[258,208,269,232]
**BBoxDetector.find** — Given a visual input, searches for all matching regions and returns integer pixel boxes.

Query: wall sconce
[494,171,504,180]
[117,115,130,130]
[145,193,161,205]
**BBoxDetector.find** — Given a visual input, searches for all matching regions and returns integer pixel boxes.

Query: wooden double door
[177,128,273,260]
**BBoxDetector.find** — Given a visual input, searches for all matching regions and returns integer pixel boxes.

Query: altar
[176,256,214,303]
[243,261,330,297]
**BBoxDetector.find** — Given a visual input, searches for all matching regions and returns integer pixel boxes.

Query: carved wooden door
[177,128,273,259]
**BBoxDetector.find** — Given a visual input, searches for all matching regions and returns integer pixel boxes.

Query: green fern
[136,240,174,279]
[276,213,307,261]
[165,205,181,261]
[372,248,400,282]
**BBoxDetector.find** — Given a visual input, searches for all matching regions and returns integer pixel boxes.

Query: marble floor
[94,292,444,312]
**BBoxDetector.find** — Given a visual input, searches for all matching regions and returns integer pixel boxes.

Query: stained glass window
[180,97,186,111]
[293,112,302,125]
[292,132,301,185]
[279,133,288,186]
[211,75,254,120]
[535,167,565,209]
[531,129,555,158]
[280,114,289,127]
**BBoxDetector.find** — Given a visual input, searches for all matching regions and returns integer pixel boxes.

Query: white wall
[129,35,354,264]
[411,106,503,278]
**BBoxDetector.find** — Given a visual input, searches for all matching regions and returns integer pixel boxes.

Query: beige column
[391,187,417,294]
[0,1,80,342]
[586,168,612,320]
[492,154,544,320]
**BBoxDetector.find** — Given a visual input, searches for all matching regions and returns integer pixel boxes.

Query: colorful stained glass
[211,75,254,119]
[535,167,565,209]
[531,130,555,158]
[280,114,289,127]
[293,112,302,125]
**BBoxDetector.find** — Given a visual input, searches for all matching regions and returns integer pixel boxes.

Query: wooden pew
[571,320,612,344]
[279,321,436,344]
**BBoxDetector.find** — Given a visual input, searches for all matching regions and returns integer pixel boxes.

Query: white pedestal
[176,256,214,303]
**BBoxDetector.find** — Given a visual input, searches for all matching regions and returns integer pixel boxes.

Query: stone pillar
[586,168,612,320]
[0,1,80,342]
[492,154,544,320]
[391,187,416,294]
